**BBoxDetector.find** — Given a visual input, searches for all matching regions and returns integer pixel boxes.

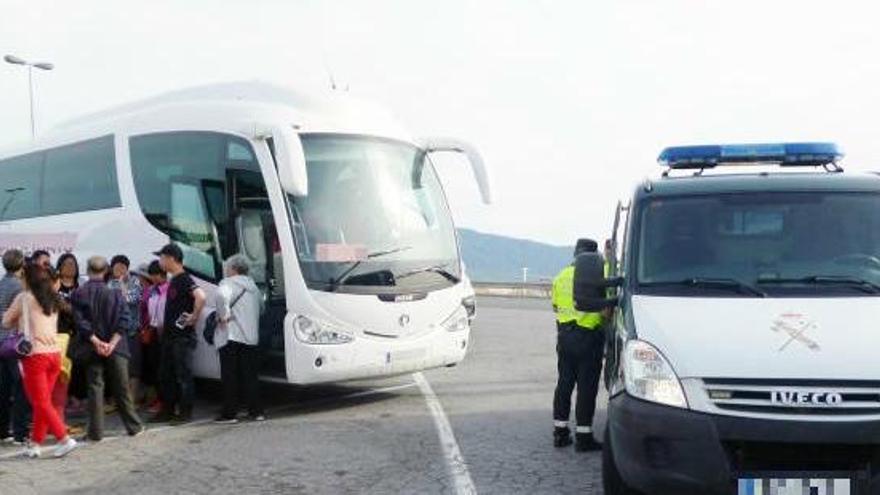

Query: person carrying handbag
[2,263,77,459]
[213,254,264,424]
[0,249,30,445]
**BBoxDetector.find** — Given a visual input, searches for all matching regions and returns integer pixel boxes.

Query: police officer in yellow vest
[552,238,604,452]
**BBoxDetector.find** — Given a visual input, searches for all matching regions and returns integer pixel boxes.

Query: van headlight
[442,306,469,332]
[293,315,354,345]
[623,340,687,409]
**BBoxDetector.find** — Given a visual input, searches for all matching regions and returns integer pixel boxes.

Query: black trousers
[553,322,605,428]
[219,341,263,418]
[159,337,195,414]
[0,356,30,441]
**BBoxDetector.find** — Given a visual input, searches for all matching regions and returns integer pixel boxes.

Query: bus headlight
[293,315,354,345]
[442,306,469,332]
[462,296,476,321]
[623,340,687,409]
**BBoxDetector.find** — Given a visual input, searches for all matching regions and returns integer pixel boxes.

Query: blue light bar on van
[658,142,843,169]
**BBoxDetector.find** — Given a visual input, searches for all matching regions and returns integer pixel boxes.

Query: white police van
[574,143,880,495]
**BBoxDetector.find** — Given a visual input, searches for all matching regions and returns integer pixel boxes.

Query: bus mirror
[272,126,308,197]
[420,137,492,205]
[573,252,620,312]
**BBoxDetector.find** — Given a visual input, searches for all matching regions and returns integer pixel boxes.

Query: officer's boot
[553,427,572,448]
[574,432,602,452]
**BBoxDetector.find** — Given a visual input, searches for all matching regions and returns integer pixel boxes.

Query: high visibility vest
[551,265,603,330]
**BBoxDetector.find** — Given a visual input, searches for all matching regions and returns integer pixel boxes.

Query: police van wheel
[602,427,643,495]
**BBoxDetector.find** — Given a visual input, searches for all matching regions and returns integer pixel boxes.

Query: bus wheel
[602,427,644,495]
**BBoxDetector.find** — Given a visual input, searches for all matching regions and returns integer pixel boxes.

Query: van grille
[703,379,880,417]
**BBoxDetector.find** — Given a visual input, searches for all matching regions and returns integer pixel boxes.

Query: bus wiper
[329,246,412,290]
[757,275,880,294]
[396,264,461,283]
[643,277,766,297]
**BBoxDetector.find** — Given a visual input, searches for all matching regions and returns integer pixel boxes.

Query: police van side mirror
[573,253,620,312]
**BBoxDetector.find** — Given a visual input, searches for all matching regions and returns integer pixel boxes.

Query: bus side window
[132,132,259,281]
[169,180,221,279]
[131,131,282,292]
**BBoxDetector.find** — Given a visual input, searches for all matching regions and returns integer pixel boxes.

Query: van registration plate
[736,477,851,495]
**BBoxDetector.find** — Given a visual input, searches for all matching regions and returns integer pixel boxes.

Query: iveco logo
[398,314,411,328]
[770,390,843,407]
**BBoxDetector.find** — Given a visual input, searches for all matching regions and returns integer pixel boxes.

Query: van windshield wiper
[329,246,412,290]
[642,277,766,297]
[396,264,461,284]
[757,275,880,294]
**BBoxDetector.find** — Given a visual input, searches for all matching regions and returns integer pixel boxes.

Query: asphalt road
[0,297,607,494]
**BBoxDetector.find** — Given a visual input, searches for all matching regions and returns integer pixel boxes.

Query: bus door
[227,169,287,379]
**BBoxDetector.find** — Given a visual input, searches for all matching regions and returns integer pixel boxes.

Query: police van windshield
[287,134,460,293]
[636,192,880,297]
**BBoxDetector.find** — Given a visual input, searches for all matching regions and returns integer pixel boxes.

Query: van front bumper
[608,393,880,495]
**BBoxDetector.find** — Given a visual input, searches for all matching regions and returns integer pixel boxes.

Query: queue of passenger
[0,244,265,459]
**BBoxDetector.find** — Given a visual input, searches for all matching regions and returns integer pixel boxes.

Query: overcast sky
[3,0,880,246]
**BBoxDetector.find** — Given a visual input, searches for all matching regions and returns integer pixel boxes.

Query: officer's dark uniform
[551,239,604,452]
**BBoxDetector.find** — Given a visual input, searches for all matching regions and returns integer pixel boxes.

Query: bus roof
[0,81,413,158]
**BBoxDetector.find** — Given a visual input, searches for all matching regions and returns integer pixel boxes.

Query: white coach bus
[0,82,491,384]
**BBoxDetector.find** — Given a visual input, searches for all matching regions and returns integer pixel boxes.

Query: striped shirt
[0,273,23,340]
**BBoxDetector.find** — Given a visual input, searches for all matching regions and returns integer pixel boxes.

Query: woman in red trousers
[2,263,77,459]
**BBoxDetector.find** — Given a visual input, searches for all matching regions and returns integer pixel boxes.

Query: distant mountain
[457,228,573,283]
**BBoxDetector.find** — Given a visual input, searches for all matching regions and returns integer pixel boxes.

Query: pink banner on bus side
[0,232,78,256]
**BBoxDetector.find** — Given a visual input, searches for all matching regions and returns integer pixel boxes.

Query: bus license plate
[737,477,851,495]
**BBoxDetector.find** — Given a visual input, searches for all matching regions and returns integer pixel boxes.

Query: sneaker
[213,416,239,425]
[0,436,22,447]
[53,438,77,458]
[248,414,266,422]
[23,442,40,459]
[553,427,572,448]
[574,432,602,452]
[129,426,147,437]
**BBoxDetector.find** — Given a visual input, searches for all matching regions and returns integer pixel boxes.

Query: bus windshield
[288,134,460,292]
[636,192,880,296]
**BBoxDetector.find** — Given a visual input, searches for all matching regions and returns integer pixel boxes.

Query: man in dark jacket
[0,249,29,444]
[72,256,145,441]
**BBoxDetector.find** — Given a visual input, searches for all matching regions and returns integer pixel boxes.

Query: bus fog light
[442,306,469,332]
[293,315,354,345]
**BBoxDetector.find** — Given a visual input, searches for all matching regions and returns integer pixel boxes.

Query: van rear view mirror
[420,137,492,205]
[272,125,308,197]
[573,252,620,312]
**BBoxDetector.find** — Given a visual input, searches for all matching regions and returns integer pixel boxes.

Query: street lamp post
[4,54,54,139]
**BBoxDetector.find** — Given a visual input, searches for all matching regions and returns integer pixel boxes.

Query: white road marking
[413,372,476,495]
